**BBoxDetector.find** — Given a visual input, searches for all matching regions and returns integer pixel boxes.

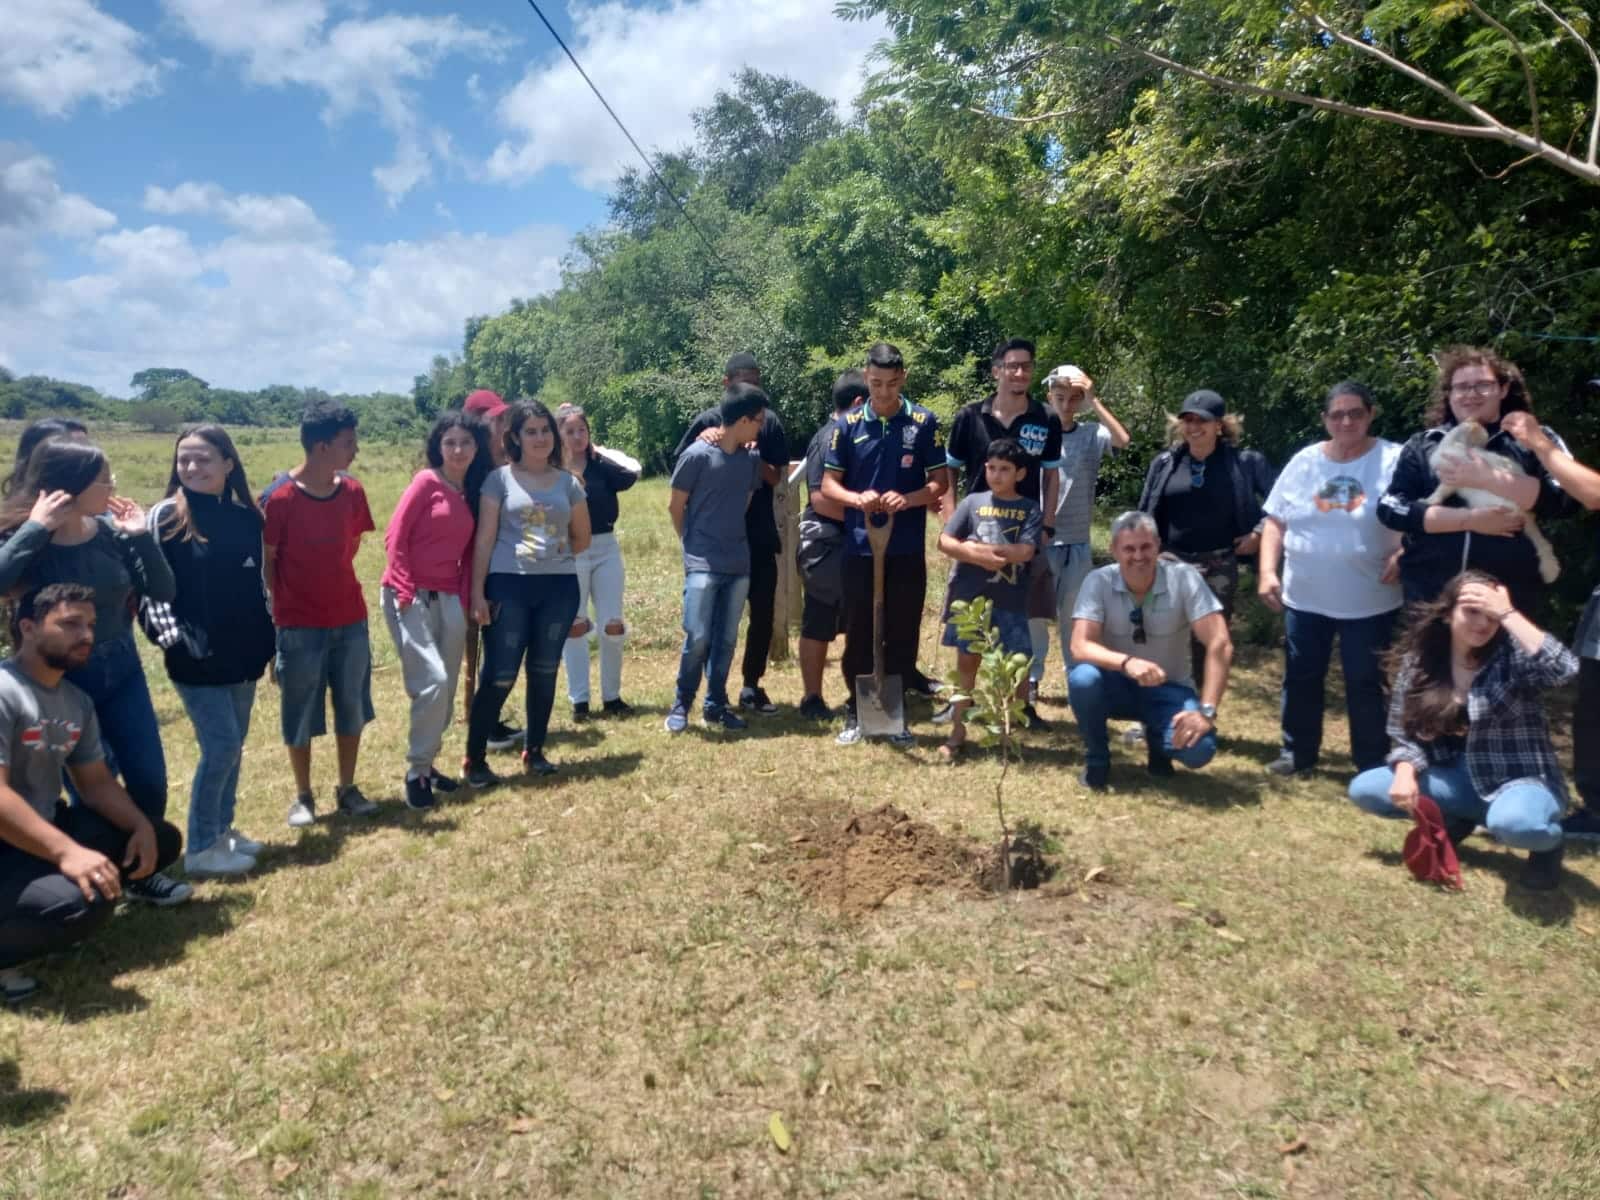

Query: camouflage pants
[1174,549,1237,692]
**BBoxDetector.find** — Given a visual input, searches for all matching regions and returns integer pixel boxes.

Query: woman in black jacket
[1377,345,1574,617]
[149,426,277,878]
[1138,388,1275,687]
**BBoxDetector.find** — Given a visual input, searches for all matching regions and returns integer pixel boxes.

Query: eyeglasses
[999,362,1035,374]
[1448,380,1501,398]
[1325,409,1369,424]
[89,475,118,490]
[1130,606,1147,644]
[1189,460,1206,490]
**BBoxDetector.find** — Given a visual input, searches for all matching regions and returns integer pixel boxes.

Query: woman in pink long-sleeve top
[380,412,490,811]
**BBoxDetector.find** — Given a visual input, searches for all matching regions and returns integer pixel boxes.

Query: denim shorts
[275,621,375,746]
[942,606,1032,656]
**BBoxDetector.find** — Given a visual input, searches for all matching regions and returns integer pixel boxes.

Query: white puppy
[1423,420,1559,583]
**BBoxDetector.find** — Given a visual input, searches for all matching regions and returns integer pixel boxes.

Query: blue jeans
[467,574,580,759]
[1348,763,1563,851]
[1067,664,1217,772]
[173,681,256,856]
[275,622,375,746]
[64,633,167,823]
[1282,607,1396,770]
[675,571,750,711]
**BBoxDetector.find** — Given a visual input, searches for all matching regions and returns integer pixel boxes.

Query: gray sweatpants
[381,587,469,774]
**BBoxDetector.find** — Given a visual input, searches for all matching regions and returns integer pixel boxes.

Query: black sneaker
[1442,816,1477,848]
[487,721,523,752]
[336,784,379,817]
[1022,704,1050,732]
[572,702,591,722]
[797,694,832,720]
[1561,807,1600,841]
[1079,764,1109,790]
[125,872,194,906]
[738,686,777,714]
[707,706,748,731]
[428,769,460,794]
[1518,844,1564,891]
[1146,751,1175,778]
[903,676,946,700]
[522,749,558,777]
[465,760,503,789]
[602,698,634,717]
[404,774,437,812]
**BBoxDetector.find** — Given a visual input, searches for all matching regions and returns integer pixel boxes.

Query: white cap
[1044,364,1087,388]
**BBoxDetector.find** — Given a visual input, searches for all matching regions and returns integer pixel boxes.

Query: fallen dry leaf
[1279,1135,1309,1155]
[272,1160,299,1183]
[1083,866,1107,883]
[434,1088,455,1102]
[1212,927,1246,945]
[1554,1073,1573,1092]
[768,1112,792,1153]
[954,978,978,991]
[494,1161,513,1180]
[507,1116,536,1135]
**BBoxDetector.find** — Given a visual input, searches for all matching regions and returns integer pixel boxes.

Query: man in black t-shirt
[795,371,867,719]
[941,337,1063,729]
[671,352,789,714]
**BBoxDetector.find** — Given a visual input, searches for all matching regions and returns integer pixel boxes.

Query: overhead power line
[518,0,780,340]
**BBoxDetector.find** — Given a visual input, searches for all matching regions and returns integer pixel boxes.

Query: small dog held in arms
[1424,419,1560,582]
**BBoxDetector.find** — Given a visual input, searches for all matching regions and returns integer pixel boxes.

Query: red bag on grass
[1403,795,1463,890]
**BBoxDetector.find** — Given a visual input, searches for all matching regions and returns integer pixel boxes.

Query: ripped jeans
[467,573,580,761]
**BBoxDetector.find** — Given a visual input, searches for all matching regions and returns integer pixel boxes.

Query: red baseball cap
[463,389,508,418]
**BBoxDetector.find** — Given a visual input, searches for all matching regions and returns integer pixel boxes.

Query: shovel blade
[855,673,905,737]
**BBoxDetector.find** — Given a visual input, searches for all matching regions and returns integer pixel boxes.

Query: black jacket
[150,490,277,687]
[577,451,640,535]
[1378,423,1575,610]
[1138,441,1276,548]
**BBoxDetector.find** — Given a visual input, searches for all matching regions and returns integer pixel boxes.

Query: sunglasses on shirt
[1130,606,1147,644]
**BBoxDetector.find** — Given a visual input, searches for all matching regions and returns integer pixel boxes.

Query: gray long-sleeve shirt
[0,517,177,643]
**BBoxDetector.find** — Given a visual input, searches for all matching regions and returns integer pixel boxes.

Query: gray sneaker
[1,967,38,1005]
[286,794,316,828]
[226,827,265,856]
[337,785,379,817]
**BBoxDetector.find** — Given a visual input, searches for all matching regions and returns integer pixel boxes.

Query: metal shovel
[855,511,905,738]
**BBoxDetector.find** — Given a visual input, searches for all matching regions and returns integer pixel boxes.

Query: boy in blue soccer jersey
[936,439,1043,759]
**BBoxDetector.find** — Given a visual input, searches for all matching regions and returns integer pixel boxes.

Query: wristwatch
[1198,703,1218,722]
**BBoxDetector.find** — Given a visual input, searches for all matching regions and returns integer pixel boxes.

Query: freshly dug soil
[784,804,985,916]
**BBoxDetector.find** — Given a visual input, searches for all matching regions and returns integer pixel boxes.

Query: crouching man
[1068,512,1233,789]
[0,584,182,1003]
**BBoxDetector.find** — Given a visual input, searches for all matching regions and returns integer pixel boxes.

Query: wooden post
[770,459,806,664]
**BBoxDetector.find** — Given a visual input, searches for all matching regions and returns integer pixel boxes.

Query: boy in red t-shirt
[262,401,377,827]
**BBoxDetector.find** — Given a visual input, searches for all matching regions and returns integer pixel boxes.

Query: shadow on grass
[15,893,246,1023]
[248,809,463,874]
[0,1059,67,1127]
[1365,843,1600,922]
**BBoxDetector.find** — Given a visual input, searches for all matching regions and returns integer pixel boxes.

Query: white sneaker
[184,843,257,879]
[1121,724,1146,745]
[226,827,264,856]
[286,794,316,828]
[1,966,38,1004]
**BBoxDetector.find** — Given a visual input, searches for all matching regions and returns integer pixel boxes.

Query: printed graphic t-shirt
[261,473,376,628]
[482,465,587,577]
[943,491,1044,613]
[0,660,102,821]
[1263,439,1403,619]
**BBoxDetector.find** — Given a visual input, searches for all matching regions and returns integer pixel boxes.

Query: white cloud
[1,1,163,117]
[489,0,886,189]
[161,1,505,204]
[0,146,117,306]
[0,175,565,396]
[144,181,329,242]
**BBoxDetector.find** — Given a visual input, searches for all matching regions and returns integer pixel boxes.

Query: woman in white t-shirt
[1257,381,1403,775]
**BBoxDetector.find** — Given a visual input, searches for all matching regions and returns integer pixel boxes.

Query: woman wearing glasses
[1256,382,1403,776]
[0,439,189,904]
[1377,346,1574,616]
[1137,389,1275,688]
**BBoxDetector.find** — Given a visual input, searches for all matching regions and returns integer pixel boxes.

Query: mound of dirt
[783,804,986,916]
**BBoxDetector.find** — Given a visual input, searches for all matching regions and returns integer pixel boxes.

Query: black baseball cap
[1179,389,1226,420]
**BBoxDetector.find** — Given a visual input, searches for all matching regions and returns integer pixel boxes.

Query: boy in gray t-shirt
[665,385,766,731]
[0,584,182,1002]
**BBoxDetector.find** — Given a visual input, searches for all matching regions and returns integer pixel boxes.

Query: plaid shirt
[1388,634,1578,806]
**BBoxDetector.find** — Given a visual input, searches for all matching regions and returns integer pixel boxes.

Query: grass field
[2,428,1598,1198]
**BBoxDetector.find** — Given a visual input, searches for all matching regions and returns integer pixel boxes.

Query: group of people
[1,337,1596,1003]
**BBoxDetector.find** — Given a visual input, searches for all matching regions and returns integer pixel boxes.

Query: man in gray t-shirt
[0,584,181,1002]
[1066,512,1232,789]
[665,385,767,731]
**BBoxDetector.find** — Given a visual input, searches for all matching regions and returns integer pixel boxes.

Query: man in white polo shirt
[1068,511,1233,789]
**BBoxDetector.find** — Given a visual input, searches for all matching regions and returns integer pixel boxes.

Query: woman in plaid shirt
[1348,570,1576,891]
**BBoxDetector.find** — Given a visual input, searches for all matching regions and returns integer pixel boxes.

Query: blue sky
[2,1,883,396]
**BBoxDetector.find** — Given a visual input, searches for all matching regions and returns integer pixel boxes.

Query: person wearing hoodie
[147,426,277,878]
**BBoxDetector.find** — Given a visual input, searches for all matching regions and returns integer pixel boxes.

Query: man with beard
[0,584,182,1003]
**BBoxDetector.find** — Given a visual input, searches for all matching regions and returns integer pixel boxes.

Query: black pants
[1574,657,1600,811]
[840,553,926,703]
[0,806,183,970]
[1175,549,1237,692]
[741,548,779,690]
